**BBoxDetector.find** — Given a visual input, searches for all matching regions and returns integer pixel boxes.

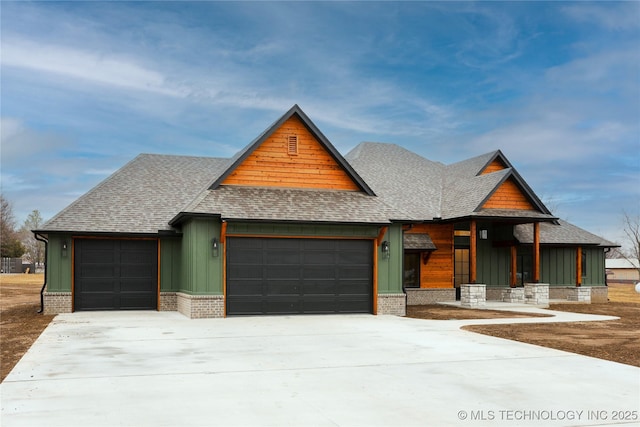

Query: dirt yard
[1,274,54,382]
[1,276,639,382]
[407,283,640,367]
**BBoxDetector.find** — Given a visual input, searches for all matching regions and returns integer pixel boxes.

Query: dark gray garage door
[227,238,373,315]
[74,239,158,311]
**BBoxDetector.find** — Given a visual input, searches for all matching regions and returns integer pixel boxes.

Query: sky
[1,1,639,250]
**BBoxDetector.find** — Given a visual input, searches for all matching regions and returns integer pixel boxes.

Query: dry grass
[607,282,640,303]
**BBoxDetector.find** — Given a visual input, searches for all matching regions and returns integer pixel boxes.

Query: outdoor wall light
[381,240,390,259]
[211,237,219,257]
[61,241,68,257]
[479,229,488,240]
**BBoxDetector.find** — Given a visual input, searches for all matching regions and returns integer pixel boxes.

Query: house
[35,105,617,317]
[606,259,640,284]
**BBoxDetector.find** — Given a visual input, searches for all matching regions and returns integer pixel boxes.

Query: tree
[20,210,45,265]
[621,211,640,275]
[1,195,25,258]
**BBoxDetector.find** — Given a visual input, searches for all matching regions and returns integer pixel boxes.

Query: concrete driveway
[1,311,639,427]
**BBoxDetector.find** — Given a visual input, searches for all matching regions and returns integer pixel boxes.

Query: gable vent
[287,135,298,155]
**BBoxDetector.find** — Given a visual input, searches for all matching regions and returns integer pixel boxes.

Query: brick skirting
[176,293,224,318]
[43,292,72,315]
[405,288,455,305]
[159,292,177,311]
[377,293,406,316]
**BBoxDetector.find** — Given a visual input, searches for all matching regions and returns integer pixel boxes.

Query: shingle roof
[404,233,436,250]
[346,142,555,222]
[345,142,444,220]
[514,220,619,247]
[177,186,396,224]
[40,154,229,234]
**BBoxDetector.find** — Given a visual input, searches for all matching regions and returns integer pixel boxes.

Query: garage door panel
[266,251,300,264]
[80,265,117,278]
[337,280,371,295]
[339,266,372,279]
[76,293,118,311]
[302,266,336,279]
[75,239,157,311]
[266,281,300,295]
[227,237,372,315]
[80,250,115,264]
[228,249,263,264]
[265,266,300,279]
[227,265,263,280]
[120,264,155,278]
[303,251,335,264]
[301,281,336,294]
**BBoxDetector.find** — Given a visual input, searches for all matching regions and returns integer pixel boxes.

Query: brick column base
[377,293,406,316]
[176,293,224,318]
[43,292,72,314]
[159,292,177,311]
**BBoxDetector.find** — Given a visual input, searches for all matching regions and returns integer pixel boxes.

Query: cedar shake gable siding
[210,104,374,195]
[221,115,360,191]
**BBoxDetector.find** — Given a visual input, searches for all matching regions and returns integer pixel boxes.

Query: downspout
[34,233,48,314]
[604,248,611,287]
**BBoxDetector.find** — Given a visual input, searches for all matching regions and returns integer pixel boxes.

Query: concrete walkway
[1,310,639,427]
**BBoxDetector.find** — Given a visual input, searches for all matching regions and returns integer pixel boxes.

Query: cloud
[562,3,640,31]
[1,38,187,97]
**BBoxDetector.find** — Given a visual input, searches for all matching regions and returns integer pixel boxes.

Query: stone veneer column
[460,284,486,308]
[377,293,406,316]
[524,283,549,305]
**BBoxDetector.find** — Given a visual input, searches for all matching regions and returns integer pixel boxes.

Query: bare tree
[621,211,640,275]
[1,195,25,258]
[20,210,45,265]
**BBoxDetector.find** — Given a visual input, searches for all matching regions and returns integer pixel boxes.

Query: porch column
[510,245,517,287]
[576,246,582,287]
[533,222,540,283]
[470,220,477,284]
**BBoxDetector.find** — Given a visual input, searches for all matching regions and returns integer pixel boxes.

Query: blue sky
[1,1,638,249]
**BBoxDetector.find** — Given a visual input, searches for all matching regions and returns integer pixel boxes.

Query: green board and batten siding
[46,234,73,292]
[377,224,403,294]
[160,238,181,292]
[180,218,224,295]
[540,246,605,286]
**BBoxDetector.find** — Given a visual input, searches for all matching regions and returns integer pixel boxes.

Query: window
[403,253,420,288]
[454,248,469,286]
[287,135,298,155]
[581,251,587,277]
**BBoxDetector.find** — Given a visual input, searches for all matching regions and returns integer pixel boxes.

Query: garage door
[226,238,373,315]
[74,239,158,311]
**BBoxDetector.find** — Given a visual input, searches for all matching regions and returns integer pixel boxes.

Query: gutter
[34,233,48,314]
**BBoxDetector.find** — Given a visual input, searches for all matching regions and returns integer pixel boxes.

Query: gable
[482,177,535,210]
[480,158,508,175]
[221,115,360,191]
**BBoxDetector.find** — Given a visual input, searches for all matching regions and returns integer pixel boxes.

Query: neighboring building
[35,105,617,317]
[606,259,640,284]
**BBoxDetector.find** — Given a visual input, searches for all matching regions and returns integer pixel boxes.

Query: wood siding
[481,158,507,175]
[222,116,360,191]
[406,224,454,288]
[482,178,535,210]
